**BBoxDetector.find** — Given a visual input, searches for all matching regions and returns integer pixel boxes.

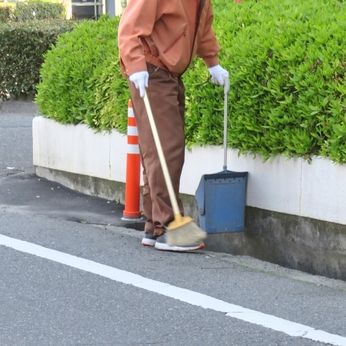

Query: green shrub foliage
[36,0,346,163]
[15,2,65,21]
[0,7,13,23]
[0,20,75,99]
[36,16,127,129]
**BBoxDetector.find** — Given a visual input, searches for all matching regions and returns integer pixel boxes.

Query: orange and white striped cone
[122,99,142,220]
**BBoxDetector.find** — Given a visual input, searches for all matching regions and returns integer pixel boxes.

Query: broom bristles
[166,216,207,246]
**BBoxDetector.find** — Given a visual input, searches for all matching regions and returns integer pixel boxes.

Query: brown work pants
[129,64,185,236]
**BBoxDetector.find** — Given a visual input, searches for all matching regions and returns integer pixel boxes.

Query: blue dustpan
[195,81,248,233]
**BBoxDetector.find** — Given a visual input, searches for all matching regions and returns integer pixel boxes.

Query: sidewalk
[0,100,36,178]
[0,100,144,231]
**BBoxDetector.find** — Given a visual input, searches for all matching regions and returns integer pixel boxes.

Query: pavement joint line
[1,233,346,346]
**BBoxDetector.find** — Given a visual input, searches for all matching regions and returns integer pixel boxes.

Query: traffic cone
[122,99,142,220]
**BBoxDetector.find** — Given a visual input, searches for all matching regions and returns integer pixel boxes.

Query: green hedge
[0,2,65,23]
[15,2,65,21]
[207,0,346,162]
[36,0,346,163]
[0,20,74,99]
[36,16,127,130]
[0,6,13,23]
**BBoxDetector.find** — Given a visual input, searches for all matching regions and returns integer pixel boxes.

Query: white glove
[208,64,229,92]
[129,71,149,98]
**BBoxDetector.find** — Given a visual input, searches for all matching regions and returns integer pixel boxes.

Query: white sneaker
[154,234,205,252]
[141,233,158,247]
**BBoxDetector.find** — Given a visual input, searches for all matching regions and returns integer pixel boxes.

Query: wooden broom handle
[143,93,181,218]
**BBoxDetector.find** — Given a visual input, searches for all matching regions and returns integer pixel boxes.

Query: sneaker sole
[154,242,205,252]
[141,239,156,247]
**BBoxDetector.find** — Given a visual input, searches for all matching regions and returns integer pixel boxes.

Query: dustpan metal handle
[143,92,181,218]
[223,78,229,171]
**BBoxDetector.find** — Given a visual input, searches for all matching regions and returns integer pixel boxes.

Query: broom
[143,92,207,246]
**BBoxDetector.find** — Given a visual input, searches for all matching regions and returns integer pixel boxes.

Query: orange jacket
[118,0,220,77]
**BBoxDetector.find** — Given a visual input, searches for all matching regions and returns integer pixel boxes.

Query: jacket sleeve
[196,1,220,68]
[118,0,158,76]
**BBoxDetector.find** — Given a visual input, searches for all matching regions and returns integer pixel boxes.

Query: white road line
[1,233,345,346]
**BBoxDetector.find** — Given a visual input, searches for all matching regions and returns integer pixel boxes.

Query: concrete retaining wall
[32,116,346,280]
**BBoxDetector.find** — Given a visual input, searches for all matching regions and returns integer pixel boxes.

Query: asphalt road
[0,102,346,346]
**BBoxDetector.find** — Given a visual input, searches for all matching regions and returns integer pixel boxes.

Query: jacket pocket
[141,36,160,57]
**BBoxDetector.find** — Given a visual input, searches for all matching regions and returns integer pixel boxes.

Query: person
[118,0,229,252]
